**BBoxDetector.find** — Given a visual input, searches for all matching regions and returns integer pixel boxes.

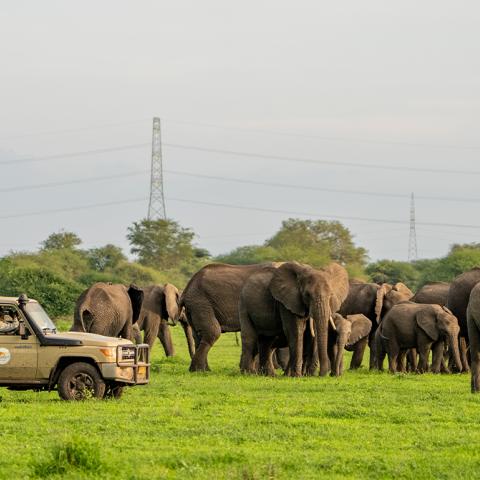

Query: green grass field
[2,323,480,479]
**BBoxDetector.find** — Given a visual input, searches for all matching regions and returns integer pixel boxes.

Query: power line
[4,141,480,176]
[163,118,480,151]
[162,143,480,176]
[0,170,149,193]
[3,194,480,231]
[0,119,151,140]
[166,197,480,230]
[2,167,480,206]
[0,143,150,165]
[2,116,478,151]
[0,197,148,220]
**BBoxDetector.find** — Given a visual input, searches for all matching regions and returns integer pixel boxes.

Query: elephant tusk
[329,316,337,331]
[309,317,315,338]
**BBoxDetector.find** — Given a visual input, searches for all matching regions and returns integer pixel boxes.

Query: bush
[0,261,83,317]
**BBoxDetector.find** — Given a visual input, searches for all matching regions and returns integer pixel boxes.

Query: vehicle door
[0,304,38,380]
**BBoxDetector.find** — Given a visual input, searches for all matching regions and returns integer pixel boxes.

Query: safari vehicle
[0,294,150,400]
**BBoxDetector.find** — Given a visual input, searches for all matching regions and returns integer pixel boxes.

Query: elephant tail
[72,305,91,332]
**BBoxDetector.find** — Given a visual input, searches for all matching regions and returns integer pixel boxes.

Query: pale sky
[1,1,480,262]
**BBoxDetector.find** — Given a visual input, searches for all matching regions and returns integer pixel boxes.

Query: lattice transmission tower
[408,192,418,261]
[147,117,167,220]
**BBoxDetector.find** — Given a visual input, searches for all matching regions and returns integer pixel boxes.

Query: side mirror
[19,322,29,340]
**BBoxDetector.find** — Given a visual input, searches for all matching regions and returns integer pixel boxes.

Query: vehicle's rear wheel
[57,362,106,400]
[104,382,124,399]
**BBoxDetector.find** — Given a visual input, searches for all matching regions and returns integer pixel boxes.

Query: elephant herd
[70,263,480,393]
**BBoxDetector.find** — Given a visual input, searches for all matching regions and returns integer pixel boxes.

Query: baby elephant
[329,313,372,376]
[375,303,462,373]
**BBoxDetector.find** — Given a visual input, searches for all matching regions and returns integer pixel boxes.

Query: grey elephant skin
[133,284,195,358]
[239,261,349,377]
[179,263,280,372]
[412,282,450,306]
[339,282,413,368]
[375,302,461,373]
[72,282,144,340]
[447,267,480,371]
[329,313,371,377]
[466,283,480,392]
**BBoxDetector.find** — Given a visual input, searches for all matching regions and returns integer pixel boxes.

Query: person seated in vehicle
[0,308,20,334]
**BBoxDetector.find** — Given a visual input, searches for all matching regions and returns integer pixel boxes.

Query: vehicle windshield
[24,302,57,334]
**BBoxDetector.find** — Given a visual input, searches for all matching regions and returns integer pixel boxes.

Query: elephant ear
[164,283,179,322]
[269,262,307,316]
[346,314,372,348]
[128,284,144,325]
[442,306,454,315]
[375,284,392,323]
[416,309,439,342]
[393,282,414,298]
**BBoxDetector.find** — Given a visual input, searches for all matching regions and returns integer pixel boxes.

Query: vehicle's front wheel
[57,362,106,400]
[104,382,124,399]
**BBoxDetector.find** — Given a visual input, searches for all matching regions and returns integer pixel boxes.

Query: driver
[0,309,20,334]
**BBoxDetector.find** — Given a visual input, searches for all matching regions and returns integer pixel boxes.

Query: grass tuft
[31,437,102,478]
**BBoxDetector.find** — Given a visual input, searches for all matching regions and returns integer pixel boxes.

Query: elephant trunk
[312,298,331,377]
[449,332,463,373]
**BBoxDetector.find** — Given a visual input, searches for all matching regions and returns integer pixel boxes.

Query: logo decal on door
[0,348,11,365]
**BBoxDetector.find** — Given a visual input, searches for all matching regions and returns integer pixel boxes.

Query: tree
[216,218,368,270]
[87,244,126,272]
[127,219,196,268]
[40,231,82,251]
[266,219,367,268]
[366,260,419,289]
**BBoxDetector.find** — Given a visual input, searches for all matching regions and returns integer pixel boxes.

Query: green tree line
[1,217,480,318]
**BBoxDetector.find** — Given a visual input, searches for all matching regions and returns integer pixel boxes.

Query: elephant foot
[189,363,209,372]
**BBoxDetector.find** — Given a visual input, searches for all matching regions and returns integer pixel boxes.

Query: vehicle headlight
[100,347,116,360]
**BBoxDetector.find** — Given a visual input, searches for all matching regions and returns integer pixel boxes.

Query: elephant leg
[275,347,289,373]
[258,336,276,376]
[408,348,418,372]
[460,336,470,373]
[132,323,143,344]
[119,321,133,342]
[388,341,399,373]
[158,320,175,357]
[417,342,431,373]
[180,319,196,359]
[349,336,368,370]
[431,341,444,373]
[303,334,318,376]
[188,307,221,372]
[239,306,258,374]
[369,331,377,370]
[284,318,307,377]
[143,321,161,349]
[397,351,407,373]
[467,316,480,393]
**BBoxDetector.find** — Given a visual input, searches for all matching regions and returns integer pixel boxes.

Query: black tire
[104,383,125,399]
[57,362,106,401]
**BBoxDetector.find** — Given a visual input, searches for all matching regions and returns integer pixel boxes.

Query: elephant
[239,261,349,377]
[72,282,144,340]
[447,267,480,372]
[375,302,462,374]
[178,262,280,372]
[133,284,195,359]
[339,281,414,369]
[328,313,372,377]
[412,282,450,306]
[466,283,480,392]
